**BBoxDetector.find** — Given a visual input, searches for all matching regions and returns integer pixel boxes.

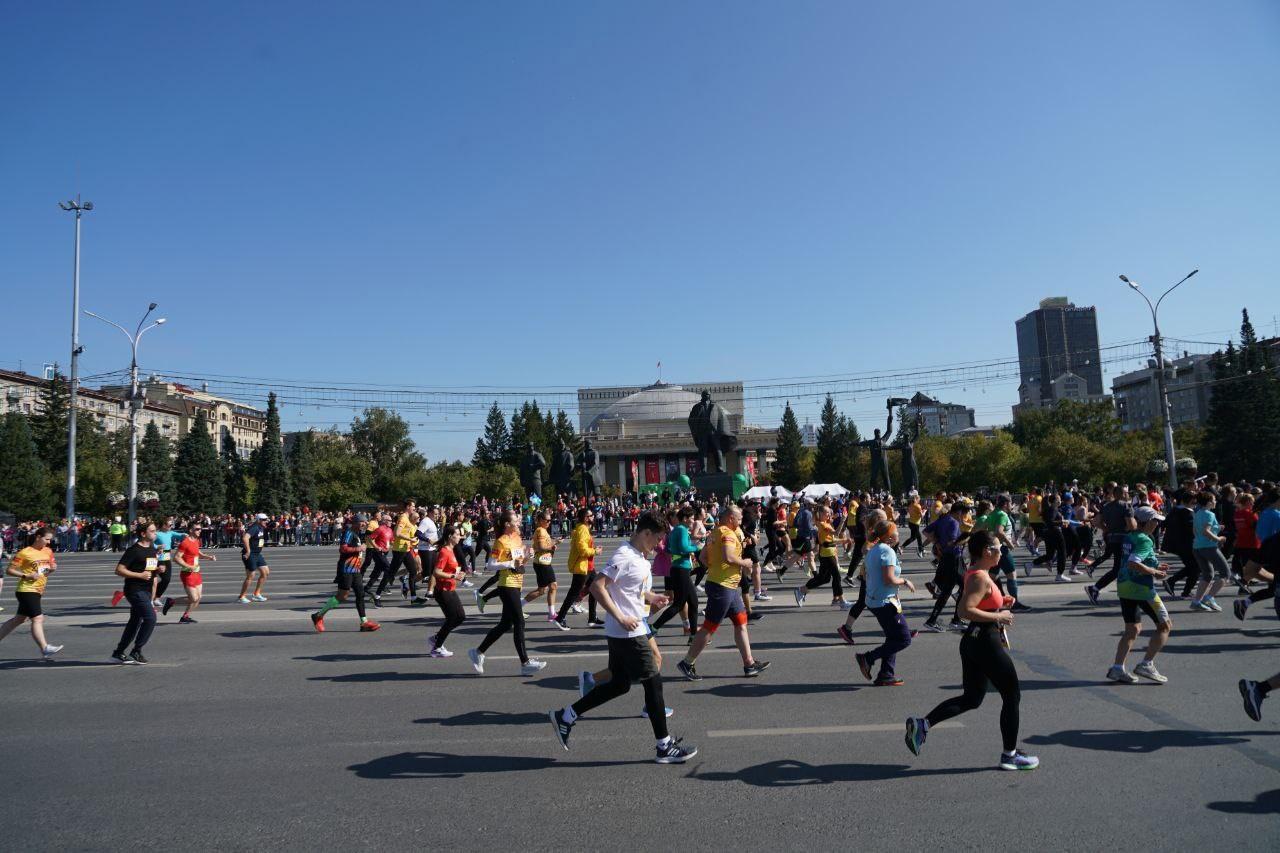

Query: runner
[676,505,770,681]
[238,513,271,603]
[904,529,1038,771]
[310,515,380,633]
[852,519,914,685]
[1234,487,1279,621]
[650,505,700,638]
[977,496,1029,613]
[1106,506,1174,684]
[1189,491,1230,612]
[1084,484,1135,605]
[920,500,971,633]
[428,524,466,657]
[1239,670,1280,721]
[524,510,564,627]
[551,508,602,628]
[468,510,546,676]
[412,506,440,604]
[837,508,888,640]
[111,522,160,664]
[0,526,63,660]
[151,516,179,608]
[385,500,422,601]
[361,514,394,607]
[793,505,849,608]
[903,494,925,557]
[162,521,217,623]
[550,512,696,763]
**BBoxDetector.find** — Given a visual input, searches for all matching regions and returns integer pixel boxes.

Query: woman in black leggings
[905,530,1039,771]
[652,506,700,636]
[1030,492,1068,580]
[428,525,466,657]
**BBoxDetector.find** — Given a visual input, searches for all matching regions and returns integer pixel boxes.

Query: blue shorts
[702,582,747,628]
[243,553,268,572]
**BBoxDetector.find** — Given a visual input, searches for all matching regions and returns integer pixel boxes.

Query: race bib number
[145,558,158,571]
[536,553,552,566]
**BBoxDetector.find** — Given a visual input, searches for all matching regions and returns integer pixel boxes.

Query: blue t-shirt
[926,514,963,555]
[153,530,176,560]
[1193,507,1220,550]
[864,543,901,609]
[1256,507,1280,544]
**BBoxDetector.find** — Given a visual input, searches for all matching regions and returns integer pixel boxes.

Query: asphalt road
[2,540,1278,851]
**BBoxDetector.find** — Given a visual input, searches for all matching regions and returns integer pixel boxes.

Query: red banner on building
[745,453,757,483]
[629,460,639,488]
[645,459,660,484]
[686,455,702,475]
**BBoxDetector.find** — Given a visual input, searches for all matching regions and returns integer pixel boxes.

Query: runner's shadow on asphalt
[688,759,984,786]
[309,671,520,683]
[220,630,316,638]
[1024,728,1280,753]
[349,752,647,779]
[686,682,859,698]
[939,678,1098,692]
[294,653,424,662]
[1206,788,1280,815]
[1158,642,1276,654]
[0,660,119,670]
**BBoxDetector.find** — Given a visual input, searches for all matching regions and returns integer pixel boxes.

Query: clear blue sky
[3,1,1278,461]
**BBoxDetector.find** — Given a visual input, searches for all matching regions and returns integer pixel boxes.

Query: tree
[310,431,373,510]
[773,403,810,490]
[1010,399,1120,448]
[137,421,176,510]
[254,392,292,513]
[505,406,528,468]
[1203,309,1280,479]
[0,412,53,520]
[172,410,225,514]
[289,429,318,509]
[553,409,577,448]
[476,463,523,501]
[29,369,70,471]
[812,395,845,484]
[222,440,249,515]
[72,415,123,516]
[472,402,510,469]
[350,407,424,500]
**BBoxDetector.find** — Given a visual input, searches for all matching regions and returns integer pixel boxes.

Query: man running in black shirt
[111,522,160,664]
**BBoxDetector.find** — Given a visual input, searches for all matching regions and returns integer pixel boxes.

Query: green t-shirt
[976,510,1011,535]
[1117,531,1158,601]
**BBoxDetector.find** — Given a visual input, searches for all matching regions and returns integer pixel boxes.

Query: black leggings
[652,568,698,630]
[902,523,923,553]
[362,550,392,594]
[844,539,866,582]
[925,626,1020,753]
[1032,527,1066,575]
[573,672,669,740]
[432,588,465,647]
[926,553,963,625]
[846,577,867,620]
[807,555,844,597]
[477,587,528,663]
[154,561,173,599]
[1166,548,1200,596]
[1093,535,1128,590]
[380,551,418,597]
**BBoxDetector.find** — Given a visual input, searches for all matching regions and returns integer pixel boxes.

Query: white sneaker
[793,588,806,607]
[430,646,453,658]
[42,644,64,659]
[753,592,772,601]
[152,599,162,608]
[570,604,584,614]
[1134,660,1168,684]
[521,659,548,676]
[1055,574,1074,583]
[251,593,268,602]
[998,750,1040,771]
[460,580,474,588]
[237,596,252,604]
[468,648,485,675]
[1105,664,1137,684]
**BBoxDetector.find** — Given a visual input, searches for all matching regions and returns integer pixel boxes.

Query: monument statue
[687,390,738,474]
[519,442,547,499]
[551,438,576,497]
[899,412,923,495]
[859,398,904,493]
[577,438,601,497]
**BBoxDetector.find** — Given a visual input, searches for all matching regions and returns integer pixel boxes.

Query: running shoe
[474,590,486,615]
[41,644,64,660]
[998,750,1040,771]
[1054,573,1074,583]
[552,618,571,632]
[1234,599,1249,621]
[129,650,149,665]
[748,611,765,622]
[521,659,548,676]
[1189,599,1210,612]
[854,652,872,681]
[655,737,697,764]
[411,597,428,606]
[178,615,197,624]
[837,625,855,645]
[311,613,326,633]
[237,596,252,604]
[110,590,125,607]
[1023,562,1033,578]
[1105,664,1137,684]
[430,646,453,658]
[360,620,381,632]
[1085,585,1101,606]
[578,670,596,698]
[550,709,574,750]
[1203,597,1223,613]
[587,620,605,628]
[161,597,175,616]
[919,622,945,633]
[1134,660,1168,684]
[110,651,137,665]
[753,592,772,601]
[1239,679,1265,722]
[947,620,967,633]
[925,581,938,599]
[641,706,674,719]
[1161,578,1176,598]
[676,660,701,681]
[251,593,268,602]
[152,598,162,609]
[874,677,905,687]
[1010,602,1033,613]
[370,595,382,609]
[792,587,806,607]
[570,603,584,614]
[904,717,927,755]
[468,648,485,675]
[835,600,852,611]
[400,577,409,599]
[743,660,771,677]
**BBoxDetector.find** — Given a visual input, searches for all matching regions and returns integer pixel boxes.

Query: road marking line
[706,722,962,738]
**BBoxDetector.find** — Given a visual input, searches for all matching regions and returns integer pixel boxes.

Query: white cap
[255,513,269,520]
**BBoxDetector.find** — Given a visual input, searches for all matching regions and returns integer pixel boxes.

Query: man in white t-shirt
[413,510,441,603]
[550,513,698,764]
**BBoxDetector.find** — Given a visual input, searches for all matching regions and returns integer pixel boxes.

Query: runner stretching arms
[905,529,1038,771]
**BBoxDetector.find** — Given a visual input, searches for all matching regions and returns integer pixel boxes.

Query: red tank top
[965,569,1004,612]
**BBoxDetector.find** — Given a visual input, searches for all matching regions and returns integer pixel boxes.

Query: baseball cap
[1134,506,1164,523]
[255,513,268,520]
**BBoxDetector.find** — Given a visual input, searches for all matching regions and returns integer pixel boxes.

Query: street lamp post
[85,305,167,528]
[59,197,93,524]
[1119,270,1198,490]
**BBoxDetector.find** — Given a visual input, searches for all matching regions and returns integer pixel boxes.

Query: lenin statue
[519,442,547,499]
[687,390,738,474]
[551,438,576,497]
[577,438,601,497]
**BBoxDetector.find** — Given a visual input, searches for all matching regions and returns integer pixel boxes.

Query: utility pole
[59,197,93,523]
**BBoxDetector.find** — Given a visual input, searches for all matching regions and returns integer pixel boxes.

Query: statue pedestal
[690,472,735,500]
